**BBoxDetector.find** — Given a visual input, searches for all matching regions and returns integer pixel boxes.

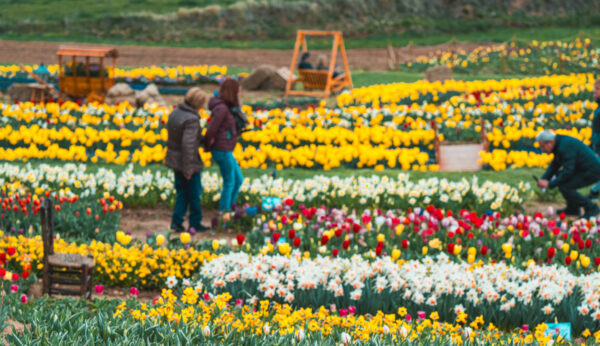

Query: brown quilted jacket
[165,103,204,176]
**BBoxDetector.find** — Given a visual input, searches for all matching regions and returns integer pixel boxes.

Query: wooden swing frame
[284,30,353,99]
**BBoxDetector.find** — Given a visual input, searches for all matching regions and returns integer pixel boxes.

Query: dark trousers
[559,171,599,210]
[171,171,203,228]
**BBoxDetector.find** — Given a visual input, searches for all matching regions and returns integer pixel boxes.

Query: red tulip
[594,257,600,266]
[20,294,28,304]
[447,231,455,238]
[284,198,294,206]
[272,232,280,243]
[401,239,409,249]
[565,256,572,265]
[21,271,29,279]
[293,237,301,248]
[480,245,488,256]
[7,247,15,256]
[321,235,329,246]
[352,223,361,233]
[375,247,382,256]
[0,268,5,277]
[552,228,560,236]
[0,253,5,264]
[12,273,19,281]
[586,239,592,249]
[447,243,455,254]
[559,212,566,220]
[332,249,339,257]
[335,228,343,237]
[547,247,556,259]
[578,240,585,250]
[236,234,245,245]
[288,229,296,240]
[342,240,350,250]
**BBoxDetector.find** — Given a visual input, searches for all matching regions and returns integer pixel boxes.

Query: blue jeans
[171,171,203,228]
[211,150,243,211]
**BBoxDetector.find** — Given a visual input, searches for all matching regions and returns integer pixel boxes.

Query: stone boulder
[135,83,165,107]
[241,65,275,90]
[424,66,453,83]
[105,83,136,106]
[241,65,289,91]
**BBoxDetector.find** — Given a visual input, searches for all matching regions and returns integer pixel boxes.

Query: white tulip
[340,332,351,345]
[296,328,305,342]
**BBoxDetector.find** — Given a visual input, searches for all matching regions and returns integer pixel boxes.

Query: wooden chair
[285,30,353,99]
[41,199,95,299]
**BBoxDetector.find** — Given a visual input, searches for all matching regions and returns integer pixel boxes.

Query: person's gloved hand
[537,179,549,188]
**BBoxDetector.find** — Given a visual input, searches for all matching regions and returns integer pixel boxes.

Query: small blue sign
[264,236,287,245]
[544,323,571,341]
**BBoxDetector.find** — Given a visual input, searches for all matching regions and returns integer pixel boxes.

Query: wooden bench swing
[284,30,353,99]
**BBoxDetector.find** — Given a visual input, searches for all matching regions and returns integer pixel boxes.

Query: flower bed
[1,64,229,86]
[0,233,217,290]
[194,252,600,334]
[398,37,599,75]
[0,187,120,242]
[237,204,599,270]
[0,72,596,170]
[0,163,530,212]
[1,290,582,345]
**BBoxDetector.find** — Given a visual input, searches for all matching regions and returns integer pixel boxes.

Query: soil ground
[119,207,237,243]
[0,40,495,71]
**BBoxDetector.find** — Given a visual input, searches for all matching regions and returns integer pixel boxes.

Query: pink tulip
[95,285,104,294]
[417,311,426,320]
[348,306,356,315]
[405,314,412,322]
[339,308,348,317]
[10,284,18,293]
[20,294,28,304]
[129,287,139,297]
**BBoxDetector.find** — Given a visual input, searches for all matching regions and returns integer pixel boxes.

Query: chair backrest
[298,69,329,90]
[40,198,54,258]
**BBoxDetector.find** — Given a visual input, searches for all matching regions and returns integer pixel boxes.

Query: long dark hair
[219,78,240,108]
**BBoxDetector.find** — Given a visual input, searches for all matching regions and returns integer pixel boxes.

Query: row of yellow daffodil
[338,73,594,107]
[479,150,554,171]
[1,64,229,83]
[114,289,590,344]
[0,232,217,289]
[400,37,598,75]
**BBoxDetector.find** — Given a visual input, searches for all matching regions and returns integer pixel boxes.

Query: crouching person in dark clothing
[165,87,210,233]
[537,130,600,219]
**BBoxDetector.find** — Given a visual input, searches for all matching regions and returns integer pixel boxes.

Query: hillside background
[1,0,599,48]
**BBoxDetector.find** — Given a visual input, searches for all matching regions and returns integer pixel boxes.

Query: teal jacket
[591,105,600,153]
[542,134,600,188]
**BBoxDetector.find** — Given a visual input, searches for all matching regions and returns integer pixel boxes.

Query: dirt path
[0,40,495,71]
[119,207,238,243]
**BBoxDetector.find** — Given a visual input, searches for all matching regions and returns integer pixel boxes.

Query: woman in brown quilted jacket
[165,87,210,233]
